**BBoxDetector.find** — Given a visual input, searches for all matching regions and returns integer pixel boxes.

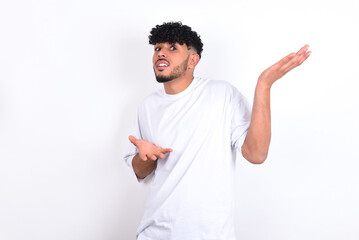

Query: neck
[163,74,194,95]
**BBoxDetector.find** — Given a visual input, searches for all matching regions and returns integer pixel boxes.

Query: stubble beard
[154,56,189,83]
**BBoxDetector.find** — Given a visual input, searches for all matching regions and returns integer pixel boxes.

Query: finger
[281,53,311,75]
[283,48,311,73]
[283,45,309,65]
[147,154,157,161]
[296,44,309,56]
[156,153,166,159]
[276,44,309,69]
[281,45,309,71]
[298,51,311,65]
[161,148,173,153]
[291,45,310,65]
[139,153,148,161]
[129,135,138,146]
[276,52,296,68]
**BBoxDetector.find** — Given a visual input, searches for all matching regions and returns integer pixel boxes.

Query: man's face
[152,42,190,83]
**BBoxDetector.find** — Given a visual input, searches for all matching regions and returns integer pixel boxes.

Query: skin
[129,42,311,179]
[242,45,311,163]
[152,42,200,94]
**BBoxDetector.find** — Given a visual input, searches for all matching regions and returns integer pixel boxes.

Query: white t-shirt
[124,77,251,240]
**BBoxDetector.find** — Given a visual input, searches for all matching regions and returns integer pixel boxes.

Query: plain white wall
[0,0,358,239]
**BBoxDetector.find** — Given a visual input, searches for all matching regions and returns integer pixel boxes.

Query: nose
[157,49,167,58]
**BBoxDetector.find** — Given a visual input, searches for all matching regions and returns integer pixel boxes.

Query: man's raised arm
[242,45,311,164]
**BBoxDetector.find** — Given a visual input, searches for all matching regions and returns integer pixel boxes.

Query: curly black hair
[149,22,203,58]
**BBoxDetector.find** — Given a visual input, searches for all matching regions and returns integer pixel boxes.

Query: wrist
[256,78,272,91]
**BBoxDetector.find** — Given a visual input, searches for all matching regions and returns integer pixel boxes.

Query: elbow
[241,142,269,164]
[242,144,268,164]
[246,154,267,164]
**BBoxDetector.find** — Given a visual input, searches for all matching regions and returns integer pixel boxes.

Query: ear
[188,53,200,70]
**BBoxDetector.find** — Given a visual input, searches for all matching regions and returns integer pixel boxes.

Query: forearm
[241,45,311,164]
[242,80,271,164]
[132,153,157,179]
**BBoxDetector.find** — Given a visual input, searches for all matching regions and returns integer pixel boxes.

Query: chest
[138,90,231,150]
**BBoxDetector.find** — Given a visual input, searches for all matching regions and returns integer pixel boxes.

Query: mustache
[156,59,170,65]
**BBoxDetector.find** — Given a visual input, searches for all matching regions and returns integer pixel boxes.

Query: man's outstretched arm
[242,45,311,164]
[129,136,172,179]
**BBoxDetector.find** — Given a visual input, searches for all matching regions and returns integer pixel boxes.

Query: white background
[1,0,358,239]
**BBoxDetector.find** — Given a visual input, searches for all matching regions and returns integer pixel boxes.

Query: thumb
[128,135,138,146]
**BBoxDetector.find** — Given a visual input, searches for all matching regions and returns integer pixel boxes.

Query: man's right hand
[129,136,172,161]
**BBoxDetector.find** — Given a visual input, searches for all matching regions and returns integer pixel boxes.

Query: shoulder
[136,89,162,112]
[202,78,244,99]
[204,79,233,89]
[200,78,249,111]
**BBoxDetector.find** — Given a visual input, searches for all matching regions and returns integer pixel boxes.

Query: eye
[170,45,177,51]
[155,47,161,51]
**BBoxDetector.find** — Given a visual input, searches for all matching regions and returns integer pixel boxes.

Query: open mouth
[156,60,170,71]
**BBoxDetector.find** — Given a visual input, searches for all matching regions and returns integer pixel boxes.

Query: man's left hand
[258,44,311,88]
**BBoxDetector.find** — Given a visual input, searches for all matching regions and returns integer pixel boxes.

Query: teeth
[159,63,167,67]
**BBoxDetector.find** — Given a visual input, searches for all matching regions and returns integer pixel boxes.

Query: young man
[124,22,311,239]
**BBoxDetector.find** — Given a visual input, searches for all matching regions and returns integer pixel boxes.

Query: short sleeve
[123,109,149,183]
[230,89,252,155]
